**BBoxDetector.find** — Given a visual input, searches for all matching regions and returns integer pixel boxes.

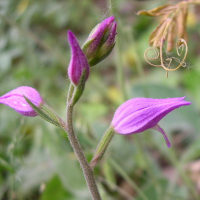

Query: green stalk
[67,83,74,102]
[109,159,150,200]
[98,176,136,200]
[167,147,200,200]
[125,28,149,98]
[134,134,162,198]
[90,127,115,169]
[110,0,128,102]
[66,103,102,200]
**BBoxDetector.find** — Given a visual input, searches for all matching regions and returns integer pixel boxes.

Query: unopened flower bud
[0,86,43,117]
[68,30,89,85]
[82,16,117,66]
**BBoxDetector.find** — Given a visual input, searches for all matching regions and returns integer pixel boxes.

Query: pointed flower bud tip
[67,30,89,85]
[111,97,190,148]
[0,86,43,117]
[87,16,115,40]
[100,15,115,31]
[82,16,117,66]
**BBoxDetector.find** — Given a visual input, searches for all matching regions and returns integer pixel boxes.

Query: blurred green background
[1,0,200,199]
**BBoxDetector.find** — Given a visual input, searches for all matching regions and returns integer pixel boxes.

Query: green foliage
[40,176,72,200]
[0,0,200,199]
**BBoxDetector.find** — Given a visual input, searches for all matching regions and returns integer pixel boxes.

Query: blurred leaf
[131,84,200,134]
[106,86,122,105]
[0,157,14,173]
[0,175,6,199]
[108,135,136,174]
[0,53,11,70]
[181,137,200,163]
[102,160,116,190]
[137,178,168,200]
[186,10,197,27]
[17,0,29,14]
[40,175,72,200]
[0,38,7,50]
[42,125,90,199]
[80,103,108,121]
[137,178,188,200]
[16,149,56,195]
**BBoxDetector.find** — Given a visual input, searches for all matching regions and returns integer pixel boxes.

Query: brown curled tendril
[144,38,188,77]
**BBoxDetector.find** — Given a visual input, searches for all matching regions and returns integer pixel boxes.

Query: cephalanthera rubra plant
[0,16,117,200]
[0,2,199,198]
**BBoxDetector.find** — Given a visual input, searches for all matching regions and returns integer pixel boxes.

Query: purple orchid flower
[82,16,117,66]
[111,97,191,148]
[67,30,89,86]
[0,86,43,117]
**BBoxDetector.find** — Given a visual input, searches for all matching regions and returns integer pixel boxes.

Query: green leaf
[102,160,116,190]
[181,137,200,163]
[15,150,57,195]
[40,176,72,200]
[0,157,14,173]
[42,126,90,198]
[137,178,188,200]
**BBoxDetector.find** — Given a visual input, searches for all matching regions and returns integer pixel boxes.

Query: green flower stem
[110,0,128,102]
[67,83,74,102]
[90,127,115,169]
[98,176,136,200]
[109,159,150,200]
[66,103,102,200]
[134,134,162,198]
[125,27,149,98]
[115,34,127,101]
